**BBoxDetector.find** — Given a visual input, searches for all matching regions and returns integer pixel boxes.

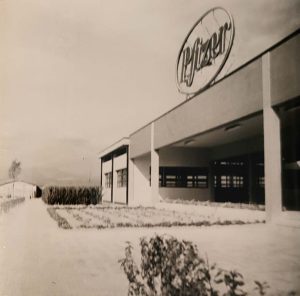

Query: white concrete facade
[99,138,129,204]
[99,31,300,222]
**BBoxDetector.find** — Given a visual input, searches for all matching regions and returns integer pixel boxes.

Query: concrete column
[208,161,215,202]
[248,154,254,204]
[151,122,159,205]
[128,148,135,206]
[262,53,282,222]
[111,154,114,203]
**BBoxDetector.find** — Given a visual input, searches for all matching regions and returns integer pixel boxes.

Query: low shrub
[0,197,25,214]
[120,235,270,296]
[42,186,102,205]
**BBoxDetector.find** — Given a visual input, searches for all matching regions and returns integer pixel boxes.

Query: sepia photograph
[0,0,300,295]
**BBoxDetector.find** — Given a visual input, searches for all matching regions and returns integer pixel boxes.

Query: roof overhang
[98,137,129,159]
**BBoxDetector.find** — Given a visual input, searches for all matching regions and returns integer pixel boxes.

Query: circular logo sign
[176,7,235,95]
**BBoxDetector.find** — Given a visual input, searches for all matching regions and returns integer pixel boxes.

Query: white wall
[159,188,211,201]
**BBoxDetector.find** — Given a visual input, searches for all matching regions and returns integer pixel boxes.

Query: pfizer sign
[176,7,234,95]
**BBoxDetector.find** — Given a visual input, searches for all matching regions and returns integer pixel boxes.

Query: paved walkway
[0,199,300,296]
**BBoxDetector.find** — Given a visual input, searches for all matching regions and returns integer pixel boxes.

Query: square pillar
[208,161,215,202]
[151,122,159,205]
[262,53,283,222]
[128,150,135,206]
[248,154,255,204]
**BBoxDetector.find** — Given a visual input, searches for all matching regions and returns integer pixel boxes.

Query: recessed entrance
[279,98,300,211]
[212,153,264,204]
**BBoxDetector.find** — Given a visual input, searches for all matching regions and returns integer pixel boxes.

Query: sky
[0,0,299,186]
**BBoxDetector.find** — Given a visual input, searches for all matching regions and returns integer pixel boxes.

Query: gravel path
[0,199,299,296]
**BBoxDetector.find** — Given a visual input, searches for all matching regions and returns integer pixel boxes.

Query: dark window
[117,168,127,187]
[159,167,208,188]
[216,175,244,189]
[105,172,112,188]
[258,176,265,188]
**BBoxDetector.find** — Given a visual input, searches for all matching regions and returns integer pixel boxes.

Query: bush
[42,186,102,205]
[0,197,25,214]
[120,235,270,296]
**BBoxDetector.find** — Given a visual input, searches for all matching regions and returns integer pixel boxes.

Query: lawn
[47,204,265,229]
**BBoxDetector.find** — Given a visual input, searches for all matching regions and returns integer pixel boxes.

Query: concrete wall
[130,124,151,159]
[102,159,112,202]
[154,59,263,149]
[270,34,300,106]
[131,153,151,206]
[159,188,211,201]
[159,147,211,201]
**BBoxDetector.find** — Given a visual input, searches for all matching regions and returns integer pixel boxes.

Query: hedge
[42,186,102,205]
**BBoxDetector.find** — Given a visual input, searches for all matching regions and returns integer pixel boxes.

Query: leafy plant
[254,281,270,296]
[120,235,271,296]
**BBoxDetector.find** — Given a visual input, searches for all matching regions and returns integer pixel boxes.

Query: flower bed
[47,205,264,230]
[0,197,25,214]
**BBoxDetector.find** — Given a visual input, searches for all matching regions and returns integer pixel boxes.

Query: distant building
[99,27,300,223]
[0,181,42,199]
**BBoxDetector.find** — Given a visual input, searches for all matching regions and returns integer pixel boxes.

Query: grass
[47,204,265,230]
[162,198,266,211]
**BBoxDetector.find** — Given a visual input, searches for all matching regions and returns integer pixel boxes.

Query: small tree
[8,159,21,198]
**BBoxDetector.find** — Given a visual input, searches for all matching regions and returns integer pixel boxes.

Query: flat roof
[98,137,129,159]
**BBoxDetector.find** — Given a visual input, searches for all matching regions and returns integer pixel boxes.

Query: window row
[159,167,208,188]
[214,175,265,189]
[214,175,244,188]
[104,169,128,188]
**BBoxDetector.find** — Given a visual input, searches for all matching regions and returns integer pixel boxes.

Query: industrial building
[99,12,299,222]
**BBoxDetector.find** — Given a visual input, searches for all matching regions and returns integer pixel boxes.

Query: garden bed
[47,204,264,229]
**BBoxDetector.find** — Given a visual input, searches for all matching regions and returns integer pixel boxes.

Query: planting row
[42,186,102,205]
